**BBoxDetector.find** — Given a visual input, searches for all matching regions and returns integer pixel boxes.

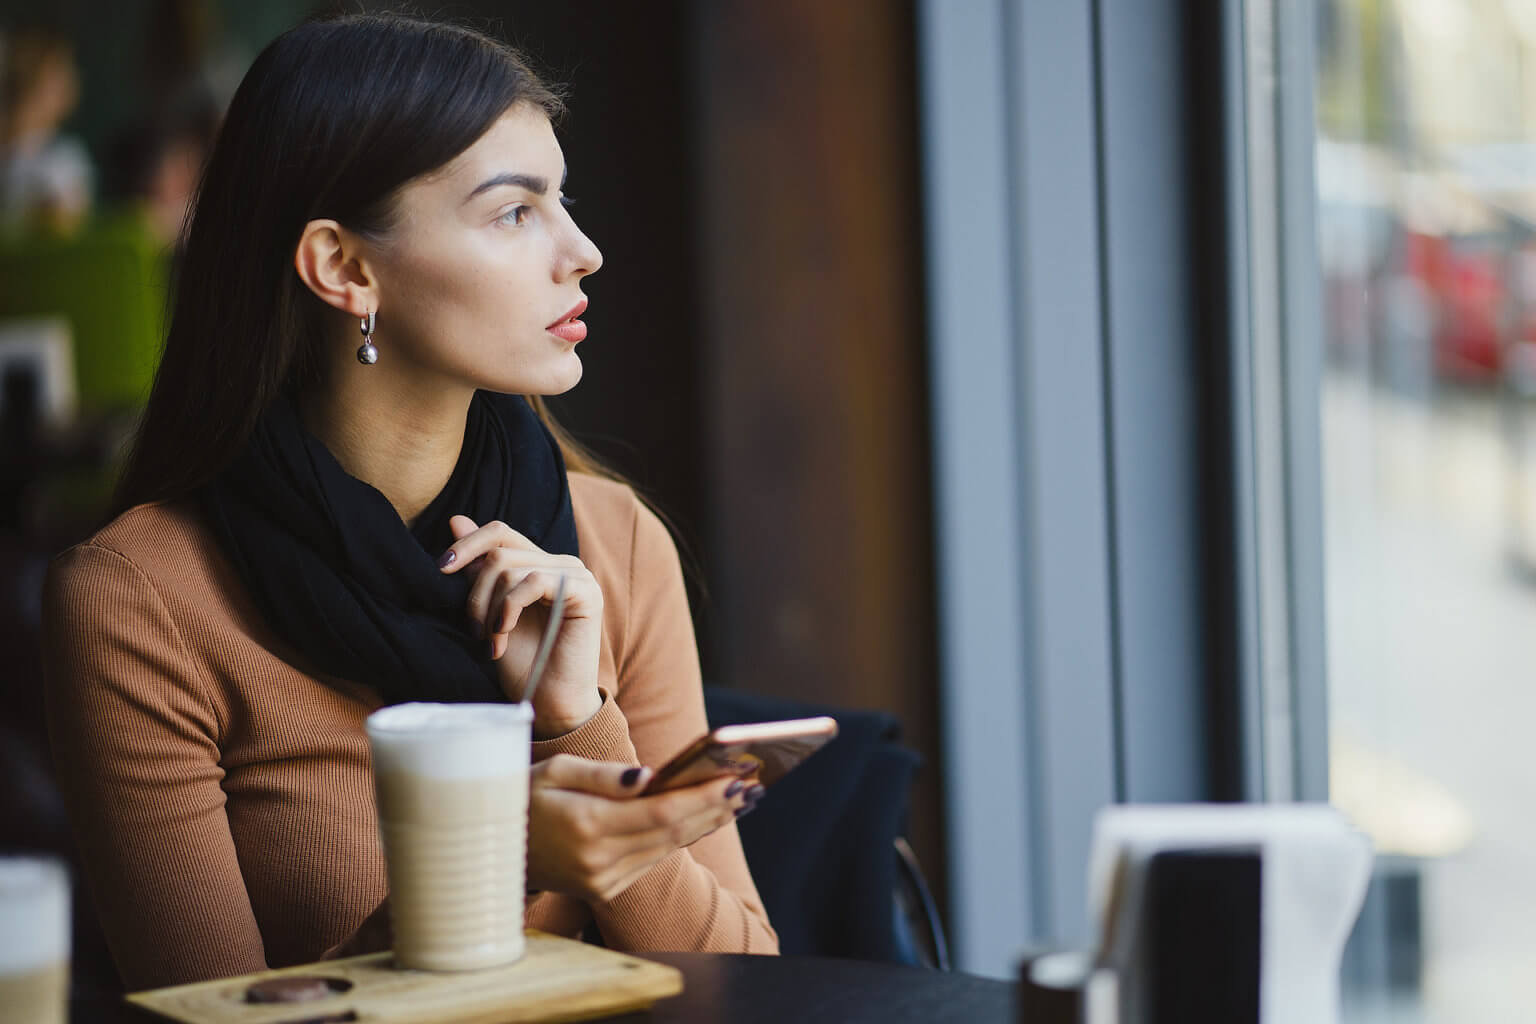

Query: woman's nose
[569,229,603,279]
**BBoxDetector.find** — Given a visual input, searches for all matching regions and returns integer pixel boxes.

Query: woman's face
[365,104,602,396]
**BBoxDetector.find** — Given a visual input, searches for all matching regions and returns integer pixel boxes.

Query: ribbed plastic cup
[0,855,70,1024]
[366,702,533,971]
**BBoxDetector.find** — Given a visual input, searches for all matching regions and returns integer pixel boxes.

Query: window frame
[917,0,1330,976]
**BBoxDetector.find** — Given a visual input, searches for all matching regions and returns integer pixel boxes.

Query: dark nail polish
[437,550,456,569]
[620,767,642,787]
[734,803,757,820]
[746,784,767,802]
[725,780,744,798]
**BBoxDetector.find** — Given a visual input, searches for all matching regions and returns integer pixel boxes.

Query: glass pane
[1317,1,1536,1020]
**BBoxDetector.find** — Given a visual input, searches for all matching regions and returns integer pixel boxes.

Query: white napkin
[1088,804,1373,1024]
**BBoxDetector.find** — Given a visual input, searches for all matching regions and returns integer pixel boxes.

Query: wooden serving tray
[125,930,684,1024]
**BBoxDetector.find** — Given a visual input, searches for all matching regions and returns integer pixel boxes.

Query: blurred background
[3,0,1536,1020]
[1319,0,1536,1020]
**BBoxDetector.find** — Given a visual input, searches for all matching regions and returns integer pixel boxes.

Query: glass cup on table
[365,701,533,971]
[0,854,69,1024]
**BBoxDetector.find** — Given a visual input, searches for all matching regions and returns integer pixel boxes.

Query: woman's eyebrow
[463,166,569,204]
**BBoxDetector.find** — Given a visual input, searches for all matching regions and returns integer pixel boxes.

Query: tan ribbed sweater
[41,473,777,990]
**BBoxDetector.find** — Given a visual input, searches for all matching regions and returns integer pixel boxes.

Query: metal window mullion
[1232,0,1330,803]
[1094,0,1212,805]
[1244,0,1301,804]
[916,0,1037,978]
[1012,0,1122,947]
[1274,0,1331,805]
[1223,0,1272,803]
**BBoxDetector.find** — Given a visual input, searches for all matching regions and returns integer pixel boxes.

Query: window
[1308,0,1536,1018]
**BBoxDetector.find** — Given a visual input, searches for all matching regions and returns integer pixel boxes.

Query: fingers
[439,517,542,573]
[472,567,557,654]
[638,796,742,850]
[592,775,749,837]
[445,527,591,641]
[527,764,760,903]
[448,515,479,542]
[474,565,597,650]
[585,798,746,901]
[533,753,652,798]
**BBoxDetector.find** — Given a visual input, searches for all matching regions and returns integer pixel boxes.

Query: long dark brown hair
[112,13,622,516]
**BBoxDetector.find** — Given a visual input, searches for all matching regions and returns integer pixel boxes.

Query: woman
[41,14,777,991]
[0,27,94,235]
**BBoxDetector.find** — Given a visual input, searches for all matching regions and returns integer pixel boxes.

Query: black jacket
[703,686,923,963]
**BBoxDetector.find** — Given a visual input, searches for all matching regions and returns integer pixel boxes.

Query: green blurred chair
[0,209,168,415]
[0,210,168,540]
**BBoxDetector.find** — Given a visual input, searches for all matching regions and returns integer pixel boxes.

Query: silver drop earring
[356,310,378,365]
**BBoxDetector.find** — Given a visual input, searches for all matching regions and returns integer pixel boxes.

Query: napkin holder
[1085,804,1373,1024]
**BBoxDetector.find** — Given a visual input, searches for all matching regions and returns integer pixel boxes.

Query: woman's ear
[294,219,377,317]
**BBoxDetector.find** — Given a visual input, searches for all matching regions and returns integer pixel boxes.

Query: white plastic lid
[366,702,533,779]
[0,856,69,974]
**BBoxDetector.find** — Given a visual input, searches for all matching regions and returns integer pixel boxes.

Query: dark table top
[76,953,1017,1024]
[619,953,1015,1023]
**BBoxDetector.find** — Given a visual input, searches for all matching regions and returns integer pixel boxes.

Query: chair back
[703,686,946,966]
[0,211,168,414]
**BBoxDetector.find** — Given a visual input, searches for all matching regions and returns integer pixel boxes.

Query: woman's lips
[547,319,587,343]
[547,298,588,343]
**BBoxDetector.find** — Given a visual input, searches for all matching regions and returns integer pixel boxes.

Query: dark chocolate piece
[244,976,335,1004]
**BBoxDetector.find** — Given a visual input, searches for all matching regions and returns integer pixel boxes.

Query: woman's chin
[546,354,584,394]
[490,355,583,397]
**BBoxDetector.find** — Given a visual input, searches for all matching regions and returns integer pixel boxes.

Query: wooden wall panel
[694,0,946,917]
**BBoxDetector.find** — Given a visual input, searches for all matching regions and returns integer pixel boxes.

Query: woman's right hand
[527,754,756,903]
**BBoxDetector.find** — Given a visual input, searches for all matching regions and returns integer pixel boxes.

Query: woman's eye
[498,205,531,226]
[560,195,576,210]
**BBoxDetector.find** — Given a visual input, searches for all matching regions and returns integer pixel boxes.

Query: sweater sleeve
[533,495,777,954]
[41,543,268,990]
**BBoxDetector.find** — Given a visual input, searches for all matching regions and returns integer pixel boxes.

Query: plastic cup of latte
[0,855,70,1024]
[366,702,533,971]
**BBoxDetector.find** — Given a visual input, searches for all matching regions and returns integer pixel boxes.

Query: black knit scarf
[201,390,579,705]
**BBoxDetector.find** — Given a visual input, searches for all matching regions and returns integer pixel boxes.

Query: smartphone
[641,716,839,794]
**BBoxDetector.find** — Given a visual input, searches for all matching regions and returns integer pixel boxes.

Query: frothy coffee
[367,702,533,972]
[0,857,69,1024]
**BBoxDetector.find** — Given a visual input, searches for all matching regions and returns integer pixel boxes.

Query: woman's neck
[298,378,472,529]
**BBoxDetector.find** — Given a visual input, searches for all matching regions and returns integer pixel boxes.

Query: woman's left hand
[440,515,603,738]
